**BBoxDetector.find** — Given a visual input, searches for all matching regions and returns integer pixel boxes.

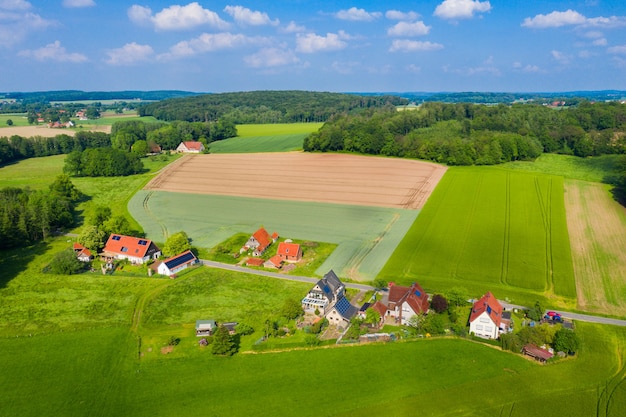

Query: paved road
[201,260,375,291]
[500,301,626,327]
[202,260,626,326]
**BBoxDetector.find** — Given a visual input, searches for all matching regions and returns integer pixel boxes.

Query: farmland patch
[129,191,418,280]
[378,167,576,306]
[565,179,626,316]
[144,153,447,210]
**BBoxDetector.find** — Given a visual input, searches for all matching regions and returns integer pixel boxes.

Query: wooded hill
[304,101,626,165]
[138,90,408,123]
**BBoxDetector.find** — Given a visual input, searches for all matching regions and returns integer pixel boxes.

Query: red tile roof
[277,242,301,258]
[265,255,283,268]
[103,234,157,258]
[388,282,429,314]
[469,292,503,327]
[371,300,388,317]
[73,242,92,258]
[523,344,553,361]
[246,257,264,266]
[183,141,203,151]
[252,227,272,252]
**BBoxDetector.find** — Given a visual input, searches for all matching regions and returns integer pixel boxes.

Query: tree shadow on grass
[0,241,50,289]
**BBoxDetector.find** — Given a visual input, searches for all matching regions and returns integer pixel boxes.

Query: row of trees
[110,119,236,152]
[0,175,82,249]
[64,148,143,177]
[138,90,407,123]
[304,101,626,165]
[0,131,110,166]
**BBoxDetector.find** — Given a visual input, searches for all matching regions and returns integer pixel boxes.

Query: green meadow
[379,167,576,308]
[209,122,322,153]
[0,113,29,127]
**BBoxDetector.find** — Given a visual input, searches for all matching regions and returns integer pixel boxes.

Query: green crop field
[129,190,418,280]
[378,167,576,308]
[0,113,29,127]
[209,123,323,153]
[502,153,623,183]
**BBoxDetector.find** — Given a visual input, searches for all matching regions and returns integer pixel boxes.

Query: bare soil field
[565,179,626,316]
[145,152,447,209]
[0,125,110,138]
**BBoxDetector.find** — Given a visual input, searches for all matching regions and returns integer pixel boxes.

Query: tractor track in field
[142,191,169,240]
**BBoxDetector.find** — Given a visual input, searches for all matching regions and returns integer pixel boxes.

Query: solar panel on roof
[414,290,421,297]
[138,240,147,245]
[487,306,492,314]
[112,235,121,241]
[165,251,196,269]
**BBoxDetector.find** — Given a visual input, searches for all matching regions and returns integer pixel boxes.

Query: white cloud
[585,16,626,28]
[386,10,420,21]
[105,42,153,65]
[513,62,541,72]
[18,40,87,62]
[159,32,264,60]
[224,5,278,26]
[434,0,491,20]
[389,39,443,52]
[551,50,571,64]
[387,21,430,37]
[592,38,607,46]
[62,0,95,8]
[608,45,626,54]
[296,32,348,53]
[282,21,305,33]
[128,2,229,31]
[522,9,586,28]
[244,47,298,68]
[335,7,381,22]
[406,64,421,73]
[0,8,55,47]
[0,0,31,10]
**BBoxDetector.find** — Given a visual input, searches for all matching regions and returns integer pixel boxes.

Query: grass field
[209,123,323,153]
[129,190,418,280]
[0,113,29,127]
[378,167,576,308]
[502,153,623,183]
[564,179,626,316]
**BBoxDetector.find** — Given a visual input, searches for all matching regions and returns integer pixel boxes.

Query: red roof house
[73,242,93,262]
[101,234,161,265]
[522,344,554,363]
[176,141,205,153]
[264,255,283,269]
[246,257,264,267]
[385,282,429,325]
[276,242,302,262]
[469,292,503,339]
[244,227,277,256]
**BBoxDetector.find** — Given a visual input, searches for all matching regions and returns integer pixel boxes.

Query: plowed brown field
[145,152,447,209]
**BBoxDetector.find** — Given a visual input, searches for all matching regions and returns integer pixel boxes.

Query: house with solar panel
[101,234,161,265]
[468,292,503,339]
[385,282,430,325]
[301,270,345,315]
[156,250,199,276]
[326,296,358,328]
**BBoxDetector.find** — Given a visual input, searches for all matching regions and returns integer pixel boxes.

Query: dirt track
[145,152,447,209]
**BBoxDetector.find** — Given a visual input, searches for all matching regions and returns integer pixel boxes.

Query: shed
[522,344,553,363]
[196,319,217,336]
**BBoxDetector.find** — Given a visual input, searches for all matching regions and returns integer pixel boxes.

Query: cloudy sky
[1,0,626,93]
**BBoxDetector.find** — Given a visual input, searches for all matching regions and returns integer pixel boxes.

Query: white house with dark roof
[156,250,198,276]
[326,296,358,328]
[301,270,345,315]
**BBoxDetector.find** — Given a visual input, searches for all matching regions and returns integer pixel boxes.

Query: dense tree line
[0,175,82,249]
[111,119,236,151]
[0,131,111,166]
[64,147,143,177]
[402,90,626,105]
[138,90,407,123]
[304,101,626,165]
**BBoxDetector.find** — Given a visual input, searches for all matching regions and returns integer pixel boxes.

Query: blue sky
[1,0,626,92]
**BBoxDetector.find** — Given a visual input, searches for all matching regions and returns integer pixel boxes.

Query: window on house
[121,247,128,252]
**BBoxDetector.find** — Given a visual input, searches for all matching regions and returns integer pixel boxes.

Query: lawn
[378,167,576,308]
[209,123,323,153]
[129,190,418,280]
[0,113,29,127]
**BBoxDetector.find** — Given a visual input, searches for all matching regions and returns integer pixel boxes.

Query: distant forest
[1,90,199,103]
[304,101,626,164]
[137,90,408,123]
